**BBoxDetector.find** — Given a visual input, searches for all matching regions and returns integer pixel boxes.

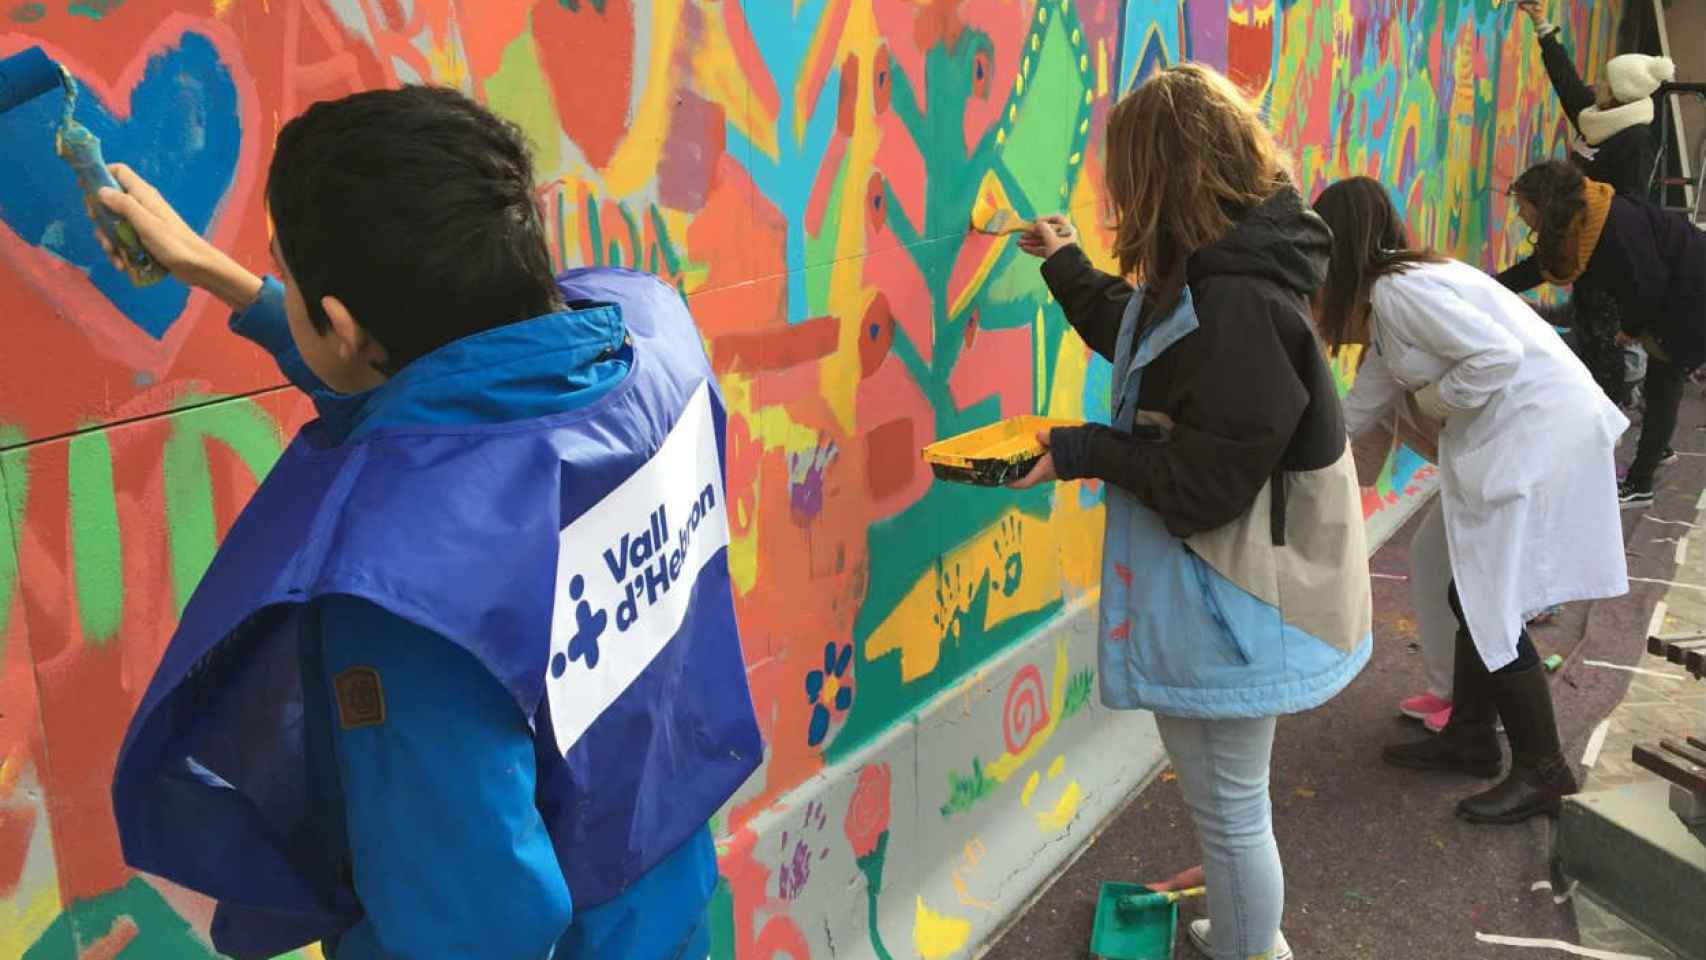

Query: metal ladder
[1648,81,1706,227]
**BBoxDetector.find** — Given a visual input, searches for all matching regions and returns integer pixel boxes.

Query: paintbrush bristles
[970,207,1031,235]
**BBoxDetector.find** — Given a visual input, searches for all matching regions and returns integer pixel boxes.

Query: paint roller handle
[87,164,264,309]
[58,126,167,286]
[1116,885,1207,912]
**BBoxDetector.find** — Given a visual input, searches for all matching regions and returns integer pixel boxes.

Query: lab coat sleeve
[1340,345,1405,440]
[1371,274,1521,414]
[316,596,571,960]
[228,276,366,425]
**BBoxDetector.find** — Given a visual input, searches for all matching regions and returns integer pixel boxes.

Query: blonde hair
[1104,63,1292,285]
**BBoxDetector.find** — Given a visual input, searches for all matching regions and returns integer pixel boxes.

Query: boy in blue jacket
[100,86,761,960]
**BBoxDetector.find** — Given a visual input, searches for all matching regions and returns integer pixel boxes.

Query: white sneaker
[1187,918,1294,959]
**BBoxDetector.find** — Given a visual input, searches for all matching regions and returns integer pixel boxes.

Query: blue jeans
[1154,714,1284,960]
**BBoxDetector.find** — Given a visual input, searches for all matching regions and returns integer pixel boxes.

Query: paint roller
[0,46,166,285]
[1112,885,1206,923]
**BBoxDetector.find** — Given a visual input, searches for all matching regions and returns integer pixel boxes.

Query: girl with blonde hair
[1014,64,1370,960]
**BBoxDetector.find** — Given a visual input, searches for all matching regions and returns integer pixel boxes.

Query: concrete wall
[0,1,1615,958]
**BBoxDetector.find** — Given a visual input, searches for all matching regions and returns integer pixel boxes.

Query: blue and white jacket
[1043,187,1372,718]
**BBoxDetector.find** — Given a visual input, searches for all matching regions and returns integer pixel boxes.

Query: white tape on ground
[1629,576,1706,594]
[1581,719,1611,769]
[1583,659,1684,680]
[1474,932,1652,959]
[1532,879,1581,904]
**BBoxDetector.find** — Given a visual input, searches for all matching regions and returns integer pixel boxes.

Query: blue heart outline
[0,31,241,340]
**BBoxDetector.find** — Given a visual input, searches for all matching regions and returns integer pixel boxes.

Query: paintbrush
[969,206,1074,238]
[970,206,1032,235]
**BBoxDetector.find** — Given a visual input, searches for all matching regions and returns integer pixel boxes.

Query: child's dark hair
[266,86,561,372]
[1311,177,1445,353]
[1509,160,1587,281]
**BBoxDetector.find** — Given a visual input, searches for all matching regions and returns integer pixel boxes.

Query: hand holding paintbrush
[1012,214,1078,259]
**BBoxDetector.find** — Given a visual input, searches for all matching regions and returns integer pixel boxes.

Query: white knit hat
[1605,53,1676,104]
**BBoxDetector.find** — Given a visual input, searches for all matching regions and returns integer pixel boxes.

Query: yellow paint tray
[921,416,1080,486]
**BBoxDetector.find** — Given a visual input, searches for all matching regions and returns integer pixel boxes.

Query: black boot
[1457,663,1579,824]
[1383,629,1503,778]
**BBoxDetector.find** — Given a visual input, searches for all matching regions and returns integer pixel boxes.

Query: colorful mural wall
[0,0,1618,957]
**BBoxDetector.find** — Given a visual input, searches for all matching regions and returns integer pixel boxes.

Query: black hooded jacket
[1042,186,1348,539]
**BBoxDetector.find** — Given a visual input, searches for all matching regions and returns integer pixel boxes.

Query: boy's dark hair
[1311,176,1446,353]
[266,85,561,373]
[1510,160,1588,282]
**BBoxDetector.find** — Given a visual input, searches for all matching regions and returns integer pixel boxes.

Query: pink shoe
[1424,705,1452,732]
[1424,704,1504,734]
[1399,692,1451,721]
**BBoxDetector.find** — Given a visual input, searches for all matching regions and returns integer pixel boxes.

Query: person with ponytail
[1500,159,1706,506]
[1314,177,1629,825]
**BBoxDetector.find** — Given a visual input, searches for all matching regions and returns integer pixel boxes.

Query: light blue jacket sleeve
[229,277,368,428]
[315,596,572,960]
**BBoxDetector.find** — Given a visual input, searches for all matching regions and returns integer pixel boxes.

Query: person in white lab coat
[1312,178,1630,824]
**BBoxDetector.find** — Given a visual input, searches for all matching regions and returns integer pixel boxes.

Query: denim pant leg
[1154,714,1283,960]
[1409,499,1455,697]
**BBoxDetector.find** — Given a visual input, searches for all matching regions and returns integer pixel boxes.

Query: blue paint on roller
[0,33,241,333]
[0,47,60,115]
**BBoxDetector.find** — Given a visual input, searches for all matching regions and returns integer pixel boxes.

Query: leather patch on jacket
[334,667,386,730]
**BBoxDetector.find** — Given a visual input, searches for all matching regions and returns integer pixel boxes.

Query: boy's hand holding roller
[87,163,264,310]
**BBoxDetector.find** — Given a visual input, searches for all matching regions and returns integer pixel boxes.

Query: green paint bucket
[1090,882,1177,960]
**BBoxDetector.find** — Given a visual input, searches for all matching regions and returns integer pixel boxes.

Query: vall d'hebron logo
[545,381,730,755]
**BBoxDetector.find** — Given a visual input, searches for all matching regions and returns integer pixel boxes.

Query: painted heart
[0,15,257,374]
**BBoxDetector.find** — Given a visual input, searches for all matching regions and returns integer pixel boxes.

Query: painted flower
[844,762,892,860]
[805,640,854,747]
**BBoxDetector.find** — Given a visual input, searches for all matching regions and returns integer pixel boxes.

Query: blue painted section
[1119,0,1182,94]
[0,32,239,339]
[725,0,841,323]
[1077,351,1112,509]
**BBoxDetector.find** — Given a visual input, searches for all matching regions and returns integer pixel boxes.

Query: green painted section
[803,158,849,311]
[857,831,896,960]
[25,877,217,960]
[163,398,286,615]
[1063,667,1094,718]
[707,876,736,960]
[0,427,29,647]
[831,7,1092,761]
[67,430,123,647]
[1002,17,1086,208]
[485,24,565,174]
[940,756,996,818]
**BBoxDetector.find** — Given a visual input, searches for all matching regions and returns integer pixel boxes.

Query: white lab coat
[1342,259,1630,669]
